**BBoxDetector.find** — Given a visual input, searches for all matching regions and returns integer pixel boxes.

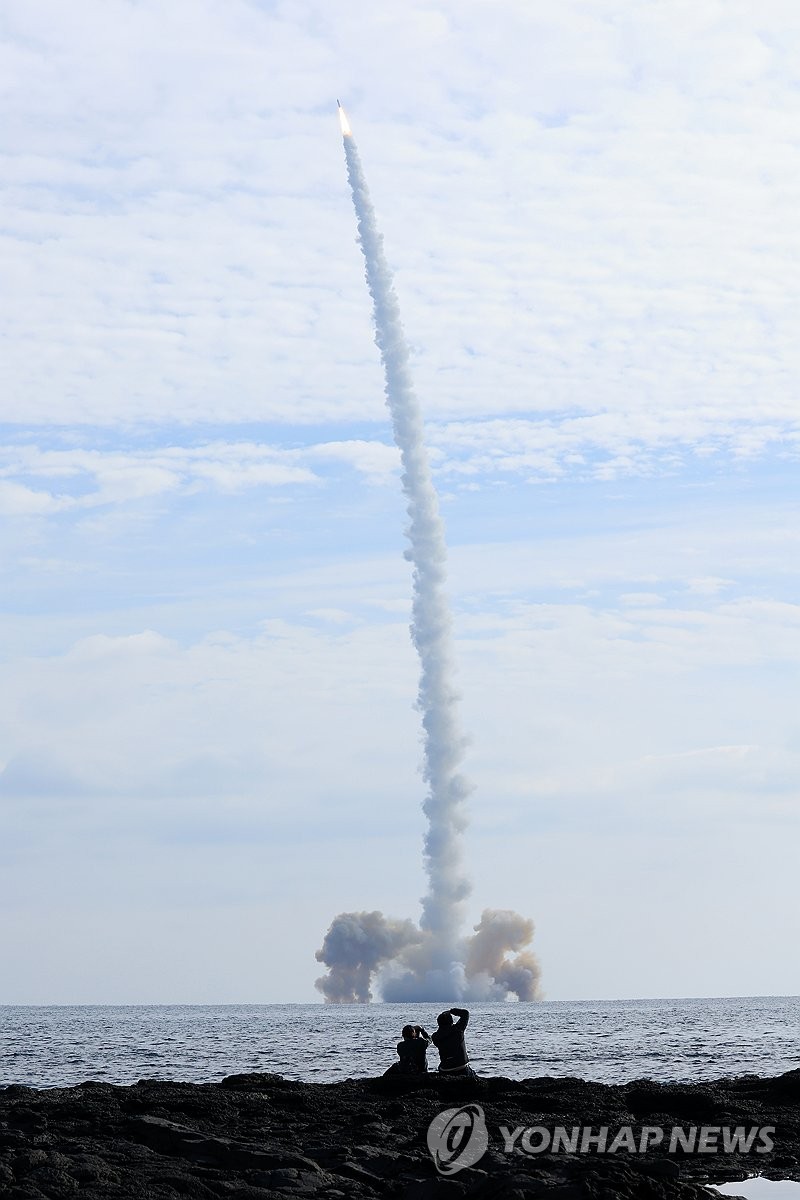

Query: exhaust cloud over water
[315,107,541,1003]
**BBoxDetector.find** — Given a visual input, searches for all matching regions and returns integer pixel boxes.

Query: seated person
[431,1007,472,1074]
[388,1024,430,1074]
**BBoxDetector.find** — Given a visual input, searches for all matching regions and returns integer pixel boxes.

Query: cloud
[0,480,69,515]
[0,434,405,522]
[0,0,798,452]
[3,509,800,1001]
[1,414,797,526]
[0,750,87,798]
[304,440,400,484]
[3,0,800,1004]
[0,443,318,513]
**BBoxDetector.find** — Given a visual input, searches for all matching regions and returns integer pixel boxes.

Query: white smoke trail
[341,115,472,948]
[316,108,541,1003]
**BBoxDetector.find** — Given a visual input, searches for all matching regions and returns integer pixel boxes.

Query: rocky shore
[2,1069,799,1198]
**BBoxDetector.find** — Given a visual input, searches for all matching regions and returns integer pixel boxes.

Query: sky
[2,0,799,1004]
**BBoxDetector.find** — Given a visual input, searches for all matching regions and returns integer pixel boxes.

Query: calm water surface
[710,1183,800,1198]
[1,996,797,1089]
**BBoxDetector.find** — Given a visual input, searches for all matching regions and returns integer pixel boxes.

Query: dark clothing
[431,1008,470,1073]
[395,1033,429,1074]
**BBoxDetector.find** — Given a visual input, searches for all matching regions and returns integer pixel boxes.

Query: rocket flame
[338,104,352,137]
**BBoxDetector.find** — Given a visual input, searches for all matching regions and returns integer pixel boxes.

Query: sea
[1,996,798,1090]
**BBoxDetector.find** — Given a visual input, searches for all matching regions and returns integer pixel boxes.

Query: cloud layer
[2,0,800,1002]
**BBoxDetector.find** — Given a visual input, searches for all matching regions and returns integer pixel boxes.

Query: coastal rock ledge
[1,1069,799,1199]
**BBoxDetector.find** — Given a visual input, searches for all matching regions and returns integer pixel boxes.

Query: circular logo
[427,1104,489,1175]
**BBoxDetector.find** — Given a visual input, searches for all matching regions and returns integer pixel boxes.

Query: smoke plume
[316,107,541,1003]
[315,912,422,1003]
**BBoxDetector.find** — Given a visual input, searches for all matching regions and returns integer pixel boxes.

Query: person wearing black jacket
[386,1024,430,1075]
[431,1007,471,1074]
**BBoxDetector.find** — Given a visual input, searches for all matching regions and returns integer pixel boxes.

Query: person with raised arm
[431,1007,472,1075]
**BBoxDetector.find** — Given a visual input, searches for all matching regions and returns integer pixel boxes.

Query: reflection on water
[1,995,798,1088]
[708,1180,800,1198]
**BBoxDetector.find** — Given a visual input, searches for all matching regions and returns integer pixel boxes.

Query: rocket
[337,100,352,137]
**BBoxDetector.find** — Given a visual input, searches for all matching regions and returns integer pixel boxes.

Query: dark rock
[23,1165,79,1194]
[624,1084,723,1120]
[250,1167,328,1193]
[150,1173,218,1196]
[220,1073,287,1091]
[128,1114,323,1172]
[0,1130,28,1149]
[400,1179,467,1199]
[335,1158,386,1184]
[13,1148,50,1173]
[0,1070,797,1198]
[771,1070,800,1099]
[631,1156,681,1179]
